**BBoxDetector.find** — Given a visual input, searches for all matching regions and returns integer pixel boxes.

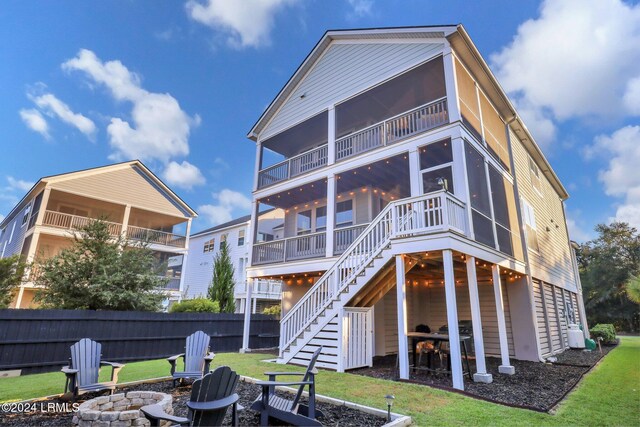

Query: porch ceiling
[259,178,327,209]
[336,153,410,195]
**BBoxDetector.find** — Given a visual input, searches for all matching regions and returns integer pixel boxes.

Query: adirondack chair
[141,366,241,427]
[167,330,215,386]
[251,347,324,427]
[61,338,124,399]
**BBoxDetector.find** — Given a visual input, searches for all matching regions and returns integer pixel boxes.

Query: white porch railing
[42,210,122,236]
[126,226,186,248]
[279,190,467,356]
[335,97,448,161]
[257,144,328,189]
[334,224,368,255]
[252,231,326,265]
[235,279,282,299]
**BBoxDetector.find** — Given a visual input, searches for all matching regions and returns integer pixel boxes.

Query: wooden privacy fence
[0,309,279,375]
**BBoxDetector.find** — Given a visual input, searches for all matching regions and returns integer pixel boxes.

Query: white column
[442,45,461,123]
[325,175,336,258]
[443,250,464,390]
[395,255,409,379]
[121,204,132,239]
[253,141,263,191]
[328,106,336,165]
[247,201,259,267]
[409,148,420,197]
[35,187,52,226]
[492,265,515,374]
[252,296,258,314]
[240,278,254,353]
[466,257,492,383]
[14,286,25,309]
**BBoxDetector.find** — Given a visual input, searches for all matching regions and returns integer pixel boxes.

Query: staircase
[277,190,468,369]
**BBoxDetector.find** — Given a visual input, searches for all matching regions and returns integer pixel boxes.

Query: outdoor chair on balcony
[61,338,124,400]
[251,347,324,426]
[168,330,215,386]
[142,366,241,427]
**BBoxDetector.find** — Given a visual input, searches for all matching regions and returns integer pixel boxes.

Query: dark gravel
[352,343,618,411]
[0,379,386,427]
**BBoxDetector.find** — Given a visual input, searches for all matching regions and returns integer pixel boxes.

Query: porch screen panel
[488,166,523,260]
[465,141,495,248]
[479,92,510,171]
[455,59,482,139]
[335,57,446,138]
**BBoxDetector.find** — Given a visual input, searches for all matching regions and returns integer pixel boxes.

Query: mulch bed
[352,343,618,412]
[0,379,386,427]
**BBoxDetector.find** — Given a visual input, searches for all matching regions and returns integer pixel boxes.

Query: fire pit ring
[72,391,173,427]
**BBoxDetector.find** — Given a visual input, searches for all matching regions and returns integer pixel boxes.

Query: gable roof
[191,214,251,238]
[246,24,568,200]
[0,160,197,229]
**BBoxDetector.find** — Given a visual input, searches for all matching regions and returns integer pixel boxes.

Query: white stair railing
[279,190,467,357]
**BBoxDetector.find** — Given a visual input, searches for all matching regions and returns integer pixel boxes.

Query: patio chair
[141,366,241,427]
[414,324,440,369]
[168,330,215,386]
[251,347,324,426]
[61,338,124,399]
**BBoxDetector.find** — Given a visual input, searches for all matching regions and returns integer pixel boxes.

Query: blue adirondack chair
[142,366,241,427]
[168,330,215,386]
[61,338,124,399]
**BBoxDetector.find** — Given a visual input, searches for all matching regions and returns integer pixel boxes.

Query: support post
[14,286,25,309]
[121,204,132,239]
[492,265,515,374]
[442,45,461,122]
[325,175,336,257]
[253,141,263,191]
[327,106,336,165]
[443,250,464,390]
[247,201,259,267]
[240,278,254,353]
[395,255,409,380]
[408,148,420,197]
[252,296,258,314]
[466,256,492,383]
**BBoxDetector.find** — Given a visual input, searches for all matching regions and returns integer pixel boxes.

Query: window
[336,200,353,227]
[489,165,515,256]
[465,142,492,216]
[203,238,215,253]
[315,206,327,231]
[419,139,454,194]
[296,210,312,235]
[237,229,245,246]
[419,139,453,170]
[21,206,31,227]
[529,156,542,195]
[258,232,274,242]
[521,199,539,252]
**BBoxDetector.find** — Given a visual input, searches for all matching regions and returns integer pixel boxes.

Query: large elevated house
[0,161,196,308]
[245,25,588,390]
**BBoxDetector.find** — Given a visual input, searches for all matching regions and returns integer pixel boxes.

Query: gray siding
[261,42,444,139]
[0,200,33,258]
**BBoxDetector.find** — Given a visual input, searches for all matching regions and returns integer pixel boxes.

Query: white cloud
[163,160,206,190]
[588,126,640,227]
[19,108,50,139]
[347,0,373,17]
[491,0,640,142]
[565,216,591,243]
[30,93,96,139]
[7,176,35,192]
[62,49,200,163]
[185,0,298,48]
[198,189,251,225]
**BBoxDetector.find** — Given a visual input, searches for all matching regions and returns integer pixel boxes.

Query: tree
[0,255,27,308]
[626,275,640,304]
[576,222,640,331]
[34,219,165,311]
[207,240,235,313]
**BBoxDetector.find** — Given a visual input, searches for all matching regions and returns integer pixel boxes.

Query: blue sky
[1,0,638,240]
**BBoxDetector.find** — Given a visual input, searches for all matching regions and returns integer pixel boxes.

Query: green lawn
[2,337,639,426]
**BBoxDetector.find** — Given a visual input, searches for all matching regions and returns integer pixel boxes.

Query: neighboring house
[245,25,588,390]
[0,160,196,309]
[184,211,283,314]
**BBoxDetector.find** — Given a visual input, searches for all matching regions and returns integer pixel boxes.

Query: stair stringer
[280,245,395,366]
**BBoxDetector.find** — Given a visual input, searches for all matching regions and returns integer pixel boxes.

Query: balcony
[253,231,327,265]
[41,210,186,248]
[235,279,282,299]
[256,97,448,190]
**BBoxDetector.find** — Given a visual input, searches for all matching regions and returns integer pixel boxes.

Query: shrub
[262,305,281,317]
[590,323,617,345]
[170,298,220,313]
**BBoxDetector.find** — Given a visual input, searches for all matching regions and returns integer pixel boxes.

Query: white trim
[443,249,464,390]
[395,255,409,379]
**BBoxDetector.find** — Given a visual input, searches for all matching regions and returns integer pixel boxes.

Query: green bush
[170,298,220,313]
[590,323,617,345]
[262,305,281,317]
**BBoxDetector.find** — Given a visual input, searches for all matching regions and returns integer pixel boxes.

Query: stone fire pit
[72,391,173,427]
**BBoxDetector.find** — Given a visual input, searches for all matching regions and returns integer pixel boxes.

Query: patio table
[404,332,472,376]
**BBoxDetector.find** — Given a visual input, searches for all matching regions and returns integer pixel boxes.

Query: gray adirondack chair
[251,347,324,426]
[168,330,215,385]
[61,338,124,399]
[142,366,241,427]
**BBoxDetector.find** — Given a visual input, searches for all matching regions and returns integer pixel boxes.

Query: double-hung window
[528,156,542,196]
[237,229,245,246]
[521,199,539,252]
[203,238,215,253]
